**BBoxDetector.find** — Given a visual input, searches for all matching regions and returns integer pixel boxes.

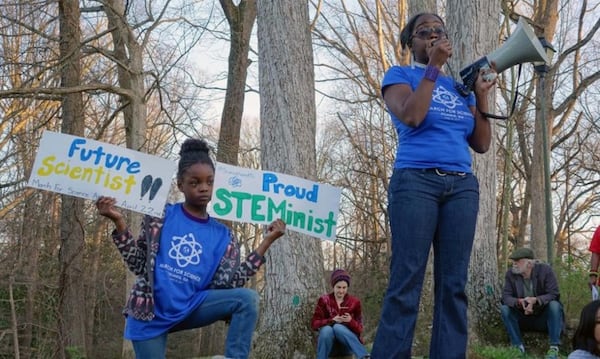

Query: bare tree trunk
[531,117,548,258]
[86,225,102,356]
[217,0,257,166]
[254,1,325,357]
[531,0,559,262]
[408,0,435,15]
[9,279,20,359]
[20,195,41,359]
[57,0,87,357]
[447,0,501,345]
[207,2,258,350]
[104,1,149,357]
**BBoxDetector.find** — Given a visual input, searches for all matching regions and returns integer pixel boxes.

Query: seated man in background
[500,247,564,359]
[311,269,370,359]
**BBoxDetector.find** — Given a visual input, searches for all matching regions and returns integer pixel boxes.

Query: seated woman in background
[311,269,370,359]
[569,300,600,359]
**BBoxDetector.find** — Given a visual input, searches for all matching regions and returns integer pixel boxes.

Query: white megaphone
[459,17,548,94]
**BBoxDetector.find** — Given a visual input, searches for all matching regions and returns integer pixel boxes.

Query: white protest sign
[27,130,176,217]
[210,162,342,241]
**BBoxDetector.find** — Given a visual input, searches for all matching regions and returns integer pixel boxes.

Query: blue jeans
[371,169,480,359]
[132,288,259,359]
[500,300,563,347]
[317,324,369,359]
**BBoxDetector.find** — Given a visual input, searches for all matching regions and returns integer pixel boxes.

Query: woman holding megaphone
[371,12,496,359]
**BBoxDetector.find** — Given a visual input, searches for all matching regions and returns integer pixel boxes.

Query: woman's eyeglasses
[412,27,447,40]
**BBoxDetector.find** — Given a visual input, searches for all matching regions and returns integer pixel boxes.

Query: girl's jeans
[132,288,259,359]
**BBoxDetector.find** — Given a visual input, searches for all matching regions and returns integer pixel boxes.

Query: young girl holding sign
[96,138,286,359]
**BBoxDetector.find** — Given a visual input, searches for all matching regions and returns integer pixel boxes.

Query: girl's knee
[239,288,259,312]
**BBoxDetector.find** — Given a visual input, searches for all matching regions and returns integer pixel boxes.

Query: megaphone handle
[478,63,524,121]
[459,57,490,91]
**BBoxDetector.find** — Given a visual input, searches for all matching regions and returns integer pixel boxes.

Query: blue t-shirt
[125,203,230,340]
[382,65,476,173]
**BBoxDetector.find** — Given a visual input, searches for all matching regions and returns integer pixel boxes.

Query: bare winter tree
[216,0,257,166]
[0,3,64,358]
[57,0,87,357]
[529,0,559,262]
[0,0,217,357]
[100,1,149,356]
[496,1,600,264]
[254,1,325,357]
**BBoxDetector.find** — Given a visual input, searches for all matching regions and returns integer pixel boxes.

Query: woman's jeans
[132,288,259,359]
[316,324,369,359]
[372,169,480,359]
[500,300,564,347]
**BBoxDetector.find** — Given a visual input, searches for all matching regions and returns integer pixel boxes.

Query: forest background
[1,0,600,358]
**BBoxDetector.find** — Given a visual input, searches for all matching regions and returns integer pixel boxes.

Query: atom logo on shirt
[168,233,203,268]
[432,86,462,109]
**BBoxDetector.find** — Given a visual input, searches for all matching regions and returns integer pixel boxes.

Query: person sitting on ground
[311,269,370,359]
[568,300,600,359]
[500,247,564,359]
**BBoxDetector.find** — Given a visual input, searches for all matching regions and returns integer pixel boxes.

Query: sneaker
[510,344,525,354]
[545,346,559,359]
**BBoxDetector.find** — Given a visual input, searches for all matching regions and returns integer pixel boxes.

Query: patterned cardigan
[111,213,265,320]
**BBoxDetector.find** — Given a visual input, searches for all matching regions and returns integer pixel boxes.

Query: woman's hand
[340,313,352,323]
[427,38,452,68]
[473,65,497,97]
[468,63,497,153]
[332,313,352,324]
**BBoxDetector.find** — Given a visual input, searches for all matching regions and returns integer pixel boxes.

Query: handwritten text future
[36,138,140,194]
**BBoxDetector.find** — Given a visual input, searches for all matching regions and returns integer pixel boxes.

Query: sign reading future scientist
[210,162,341,241]
[27,130,176,217]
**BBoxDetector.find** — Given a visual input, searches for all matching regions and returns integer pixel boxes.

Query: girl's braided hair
[177,138,214,181]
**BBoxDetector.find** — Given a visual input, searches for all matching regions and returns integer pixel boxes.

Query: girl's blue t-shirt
[382,65,476,173]
[125,203,230,340]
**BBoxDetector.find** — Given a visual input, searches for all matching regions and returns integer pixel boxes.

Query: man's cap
[509,247,534,260]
